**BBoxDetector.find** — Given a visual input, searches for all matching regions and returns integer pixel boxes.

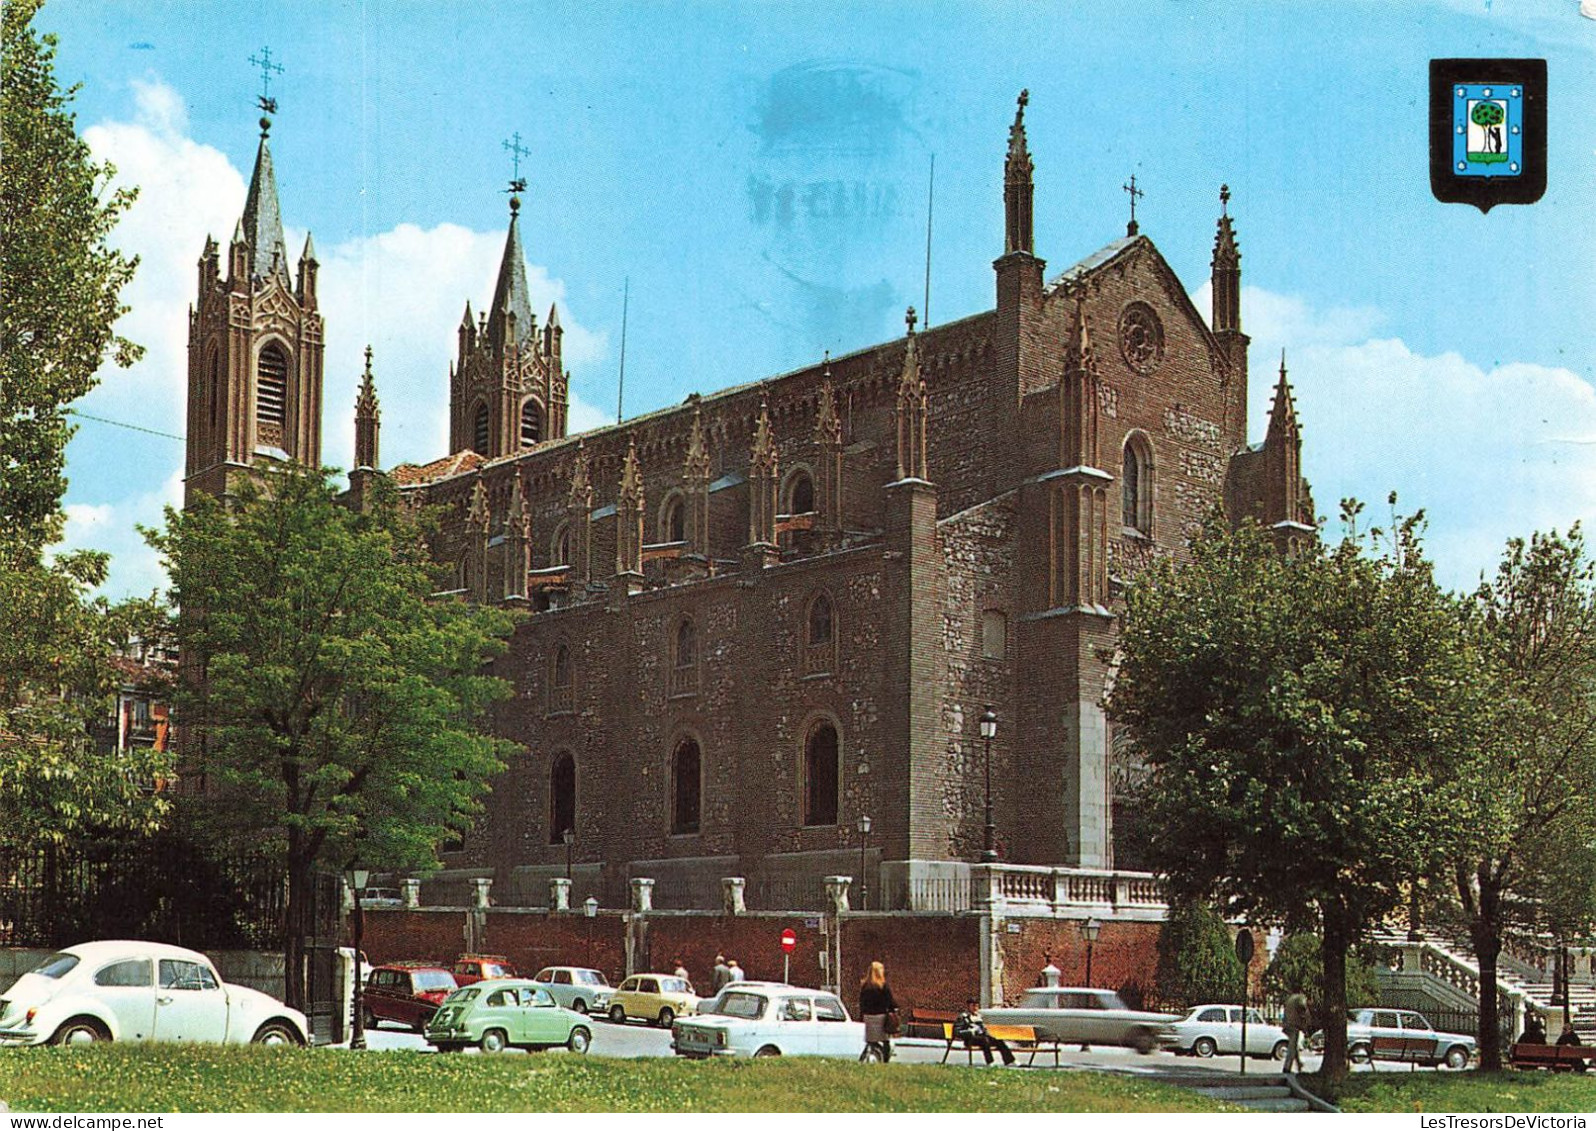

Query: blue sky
[37,0,1596,596]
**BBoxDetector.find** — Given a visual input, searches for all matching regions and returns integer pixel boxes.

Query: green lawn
[1313,1070,1596,1114]
[0,1046,1235,1113]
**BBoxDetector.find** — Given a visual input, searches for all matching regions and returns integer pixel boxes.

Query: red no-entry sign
[780,928,797,953]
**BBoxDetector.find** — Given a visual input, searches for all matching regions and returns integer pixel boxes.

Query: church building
[184,93,1314,910]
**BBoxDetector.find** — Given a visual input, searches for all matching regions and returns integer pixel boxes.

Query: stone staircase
[1127,1070,1337,1113]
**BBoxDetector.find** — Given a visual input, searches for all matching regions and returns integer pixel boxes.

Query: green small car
[425,978,594,1054]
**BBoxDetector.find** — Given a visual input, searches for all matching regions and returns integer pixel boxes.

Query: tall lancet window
[256,344,288,429]
[521,400,543,447]
[472,402,490,455]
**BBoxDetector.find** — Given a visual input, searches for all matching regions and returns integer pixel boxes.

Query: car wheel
[1130,1028,1157,1055]
[609,1004,627,1025]
[572,998,586,1015]
[51,1017,110,1046]
[1444,1045,1470,1070]
[252,1020,303,1046]
[568,1026,591,1054]
[480,1028,510,1054]
[1349,1042,1372,1064]
[1272,1040,1289,1061]
[1192,1036,1218,1059]
[657,1007,675,1029]
[754,1045,781,1058]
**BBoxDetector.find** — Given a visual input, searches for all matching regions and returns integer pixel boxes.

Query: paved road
[359,1022,1443,1074]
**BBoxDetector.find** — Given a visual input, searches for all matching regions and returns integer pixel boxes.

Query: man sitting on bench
[954,997,1016,1066]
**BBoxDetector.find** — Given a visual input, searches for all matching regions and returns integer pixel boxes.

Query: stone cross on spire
[1124,173,1145,237]
[249,46,283,120]
[502,131,529,196]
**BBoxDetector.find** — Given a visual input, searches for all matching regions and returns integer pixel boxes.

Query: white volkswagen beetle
[671,983,865,1058]
[0,940,309,1046]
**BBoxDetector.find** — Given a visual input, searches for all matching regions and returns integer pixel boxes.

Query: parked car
[0,940,308,1047]
[672,983,864,1058]
[983,987,1178,1054]
[530,966,613,1015]
[1312,1007,1475,1069]
[363,963,458,1031]
[358,887,404,908]
[1167,1004,1289,1059]
[607,973,699,1027]
[425,979,593,1054]
[452,955,518,986]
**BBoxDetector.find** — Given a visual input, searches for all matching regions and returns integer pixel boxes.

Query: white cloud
[68,77,607,599]
[1199,282,1596,592]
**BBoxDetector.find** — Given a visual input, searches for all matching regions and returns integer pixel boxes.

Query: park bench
[902,1008,959,1041]
[1368,1035,1437,1069]
[938,1021,1062,1067]
[1509,1043,1590,1072]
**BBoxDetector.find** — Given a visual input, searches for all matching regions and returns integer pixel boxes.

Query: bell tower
[185,103,324,507]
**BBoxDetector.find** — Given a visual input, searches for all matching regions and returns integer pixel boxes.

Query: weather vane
[502,132,529,195]
[249,46,283,117]
[1123,173,1145,236]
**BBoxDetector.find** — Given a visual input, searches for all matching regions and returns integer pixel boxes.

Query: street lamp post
[1081,916,1102,989]
[584,896,598,968]
[563,827,574,881]
[856,814,872,911]
[346,861,370,1050]
[980,707,998,863]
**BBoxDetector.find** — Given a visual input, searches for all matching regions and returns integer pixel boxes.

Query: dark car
[452,955,518,986]
[363,963,458,1031]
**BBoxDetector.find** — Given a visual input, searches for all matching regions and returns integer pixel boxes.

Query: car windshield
[413,971,456,991]
[661,977,689,993]
[575,970,609,986]
[708,991,767,1019]
[444,987,480,1004]
[31,953,81,979]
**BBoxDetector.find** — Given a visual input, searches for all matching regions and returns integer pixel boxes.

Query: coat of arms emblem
[1430,59,1546,212]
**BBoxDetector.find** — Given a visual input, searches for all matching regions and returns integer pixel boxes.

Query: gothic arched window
[520,400,543,448]
[670,618,699,696]
[548,753,576,845]
[671,738,702,834]
[802,722,839,826]
[803,591,836,675]
[208,347,221,430]
[549,644,573,712]
[551,523,570,567]
[660,493,685,544]
[1122,433,1154,535]
[472,402,490,456]
[256,343,288,428]
[787,470,815,515]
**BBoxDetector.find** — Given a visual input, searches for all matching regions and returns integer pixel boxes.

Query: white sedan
[0,940,309,1046]
[671,984,864,1058]
[1167,1004,1289,1059]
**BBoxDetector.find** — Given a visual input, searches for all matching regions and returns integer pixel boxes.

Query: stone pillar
[824,875,853,915]
[471,878,493,909]
[1041,959,1062,988]
[722,876,747,916]
[974,863,1002,910]
[631,877,655,913]
[400,878,422,909]
[550,877,572,913]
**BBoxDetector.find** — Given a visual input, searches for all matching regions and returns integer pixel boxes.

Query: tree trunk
[283,829,312,1011]
[1321,902,1351,1081]
[1472,876,1504,1072]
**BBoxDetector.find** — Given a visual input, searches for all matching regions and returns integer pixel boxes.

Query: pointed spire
[815,355,842,447]
[467,477,491,533]
[1267,350,1300,441]
[619,435,643,501]
[507,470,528,532]
[1064,294,1097,377]
[750,395,778,477]
[354,346,380,473]
[567,439,591,509]
[300,232,318,264]
[1003,90,1035,256]
[240,128,291,285]
[356,346,378,412]
[547,303,561,330]
[232,217,246,245]
[485,195,536,350]
[1212,183,1240,269]
[684,400,711,481]
[460,300,475,328]
[896,309,929,481]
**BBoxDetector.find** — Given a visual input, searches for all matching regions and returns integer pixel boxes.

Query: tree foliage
[1153,900,1244,1010]
[1110,503,1474,1079]
[146,468,520,1006]
[1450,526,1596,1068]
[1,0,142,547]
[1262,933,1379,1024]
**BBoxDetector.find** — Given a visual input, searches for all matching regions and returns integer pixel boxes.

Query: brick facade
[187,95,1311,911]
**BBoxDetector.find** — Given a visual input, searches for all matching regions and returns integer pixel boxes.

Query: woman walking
[858,960,899,1063]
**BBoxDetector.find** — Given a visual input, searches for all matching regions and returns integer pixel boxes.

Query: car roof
[463,977,539,988]
[61,940,213,965]
[379,962,453,973]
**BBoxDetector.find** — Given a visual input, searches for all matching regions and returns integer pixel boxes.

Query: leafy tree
[1154,900,1244,1010]
[146,468,520,1008]
[1451,527,1596,1068]
[1110,504,1474,1079]
[1471,100,1505,154]
[1,0,141,547]
[1262,933,1379,1027]
[0,539,171,850]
